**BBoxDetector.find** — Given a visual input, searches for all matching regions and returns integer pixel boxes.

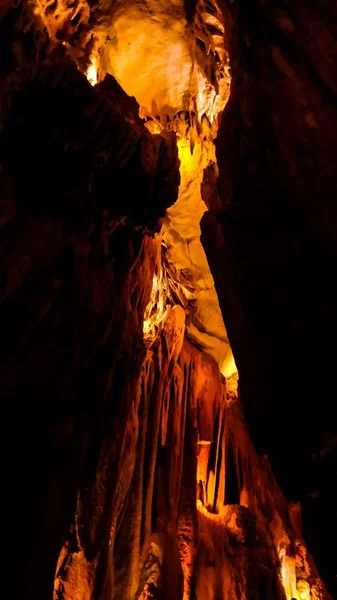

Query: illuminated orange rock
[0,2,335,600]
[29,0,236,378]
[54,310,331,599]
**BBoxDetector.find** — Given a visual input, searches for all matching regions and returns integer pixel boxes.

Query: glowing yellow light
[220,355,237,380]
[144,120,162,134]
[143,268,168,342]
[177,138,198,173]
[86,57,98,86]
[277,542,322,600]
[279,548,299,600]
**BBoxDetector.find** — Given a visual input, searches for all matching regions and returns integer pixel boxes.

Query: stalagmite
[0,1,336,599]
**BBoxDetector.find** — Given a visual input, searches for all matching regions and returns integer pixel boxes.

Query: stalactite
[1,2,335,600]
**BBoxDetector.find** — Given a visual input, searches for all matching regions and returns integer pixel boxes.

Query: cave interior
[0,0,336,599]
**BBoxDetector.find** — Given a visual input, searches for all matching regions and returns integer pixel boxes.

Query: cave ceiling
[1,0,336,598]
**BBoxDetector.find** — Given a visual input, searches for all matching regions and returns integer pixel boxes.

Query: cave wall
[201,0,337,595]
[1,1,336,599]
[0,5,178,598]
[54,308,330,600]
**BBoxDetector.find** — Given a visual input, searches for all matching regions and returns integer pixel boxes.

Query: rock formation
[0,1,335,599]
[203,1,337,593]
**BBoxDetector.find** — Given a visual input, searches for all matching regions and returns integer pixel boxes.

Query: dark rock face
[1,1,336,599]
[202,1,337,595]
[0,5,179,599]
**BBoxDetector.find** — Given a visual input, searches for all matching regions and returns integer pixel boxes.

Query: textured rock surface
[202,1,337,595]
[163,136,237,378]
[95,0,235,377]
[1,0,336,599]
[0,4,179,599]
[29,0,235,376]
[54,313,331,600]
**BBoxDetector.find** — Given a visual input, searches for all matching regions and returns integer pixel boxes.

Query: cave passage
[1,1,336,599]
